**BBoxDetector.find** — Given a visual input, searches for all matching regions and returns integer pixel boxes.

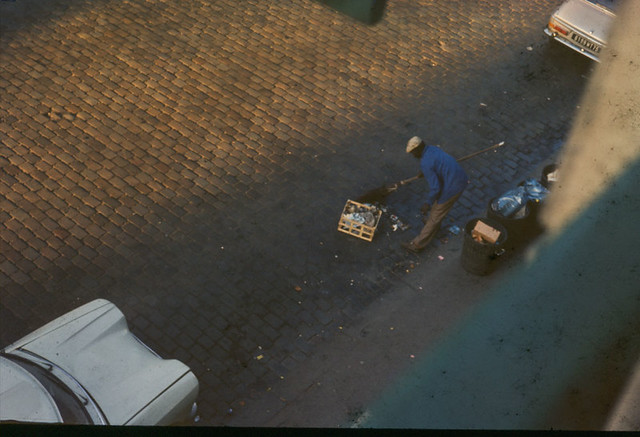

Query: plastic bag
[491,187,527,218]
[492,178,551,218]
[521,178,549,202]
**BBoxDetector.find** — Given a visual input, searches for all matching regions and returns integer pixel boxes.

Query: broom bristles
[355,186,393,203]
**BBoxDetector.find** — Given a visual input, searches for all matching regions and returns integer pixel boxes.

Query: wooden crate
[337,200,382,242]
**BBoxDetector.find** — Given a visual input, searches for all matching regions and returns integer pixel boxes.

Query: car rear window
[588,0,617,12]
[4,354,95,424]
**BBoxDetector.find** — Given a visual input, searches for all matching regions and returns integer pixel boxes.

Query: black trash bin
[461,218,508,276]
[525,198,546,236]
[515,178,549,238]
[541,163,558,188]
[487,198,534,249]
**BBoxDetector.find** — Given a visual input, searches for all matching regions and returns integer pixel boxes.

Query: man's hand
[420,203,431,215]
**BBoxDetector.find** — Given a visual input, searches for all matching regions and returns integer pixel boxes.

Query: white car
[544,0,617,62]
[0,299,199,425]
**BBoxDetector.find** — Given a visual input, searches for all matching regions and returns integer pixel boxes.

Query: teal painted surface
[362,158,640,429]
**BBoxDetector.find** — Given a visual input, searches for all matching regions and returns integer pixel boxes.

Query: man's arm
[422,163,441,206]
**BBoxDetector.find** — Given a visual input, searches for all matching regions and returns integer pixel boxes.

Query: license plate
[571,33,601,53]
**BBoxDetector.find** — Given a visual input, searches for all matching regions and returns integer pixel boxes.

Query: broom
[356,141,505,204]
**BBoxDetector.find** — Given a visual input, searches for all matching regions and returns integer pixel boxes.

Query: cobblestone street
[1,0,593,425]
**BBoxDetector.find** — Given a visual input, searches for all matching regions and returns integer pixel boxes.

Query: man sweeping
[402,136,469,253]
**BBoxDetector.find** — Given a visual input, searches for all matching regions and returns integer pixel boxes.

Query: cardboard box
[472,220,501,244]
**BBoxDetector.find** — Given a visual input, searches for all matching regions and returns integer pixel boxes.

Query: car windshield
[3,353,98,424]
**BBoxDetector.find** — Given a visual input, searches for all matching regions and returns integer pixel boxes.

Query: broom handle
[456,141,505,162]
[399,174,423,185]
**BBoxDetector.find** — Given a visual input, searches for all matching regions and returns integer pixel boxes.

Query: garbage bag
[521,178,549,201]
[491,187,527,218]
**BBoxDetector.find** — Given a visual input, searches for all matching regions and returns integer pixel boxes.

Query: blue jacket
[420,145,469,205]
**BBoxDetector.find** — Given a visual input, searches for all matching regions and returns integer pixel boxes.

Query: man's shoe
[401,241,423,253]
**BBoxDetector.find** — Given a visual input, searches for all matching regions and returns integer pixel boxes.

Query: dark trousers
[410,192,462,249]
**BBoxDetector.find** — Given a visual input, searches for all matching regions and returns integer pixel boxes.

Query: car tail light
[548,17,569,36]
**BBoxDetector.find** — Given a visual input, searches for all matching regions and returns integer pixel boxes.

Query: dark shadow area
[0,0,103,32]
[316,0,387,25]
[362,156,640,428]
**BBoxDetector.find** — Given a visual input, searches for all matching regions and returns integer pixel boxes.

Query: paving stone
[1,0,583,426]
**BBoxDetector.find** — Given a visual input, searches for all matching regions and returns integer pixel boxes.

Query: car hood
[0,356,62,424]
[555,0,616,43]
[2,299,197,425]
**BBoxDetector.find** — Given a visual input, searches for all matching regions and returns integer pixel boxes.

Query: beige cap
[406,136,424,153]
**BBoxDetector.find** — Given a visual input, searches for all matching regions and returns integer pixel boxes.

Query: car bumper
[544,27,601,62]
